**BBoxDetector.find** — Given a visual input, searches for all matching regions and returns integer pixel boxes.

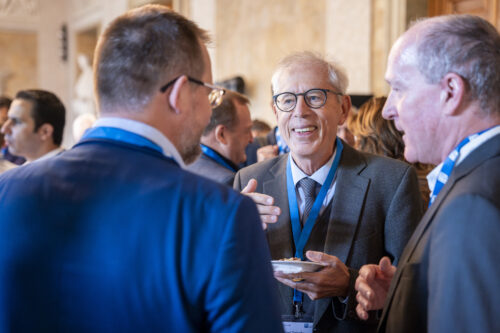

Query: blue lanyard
[81,126,164,155]
[286,137,343,260]
[275,127,290,155]
[429,127,492,206]
[286,137,343,309]
[200,144,237,172]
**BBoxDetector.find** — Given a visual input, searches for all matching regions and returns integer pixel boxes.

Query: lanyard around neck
[81,126,165,155]
[429,127,492,206]
[286,137,343,259]
[200,144,237,172]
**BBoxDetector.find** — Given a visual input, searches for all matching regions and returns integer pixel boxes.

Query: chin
[182,144,202,165]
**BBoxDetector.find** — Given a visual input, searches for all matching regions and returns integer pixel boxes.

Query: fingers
[240,180,281,227]
[358,264,377,281]
[241,178,258,194]
[356,303,369,320]
[355,278,373,303]
[257,145,278,162]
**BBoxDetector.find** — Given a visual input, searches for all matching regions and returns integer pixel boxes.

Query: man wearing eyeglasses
[0,5,282,332]
[234,51,423,333]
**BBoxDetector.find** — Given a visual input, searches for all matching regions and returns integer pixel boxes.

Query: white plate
[271,260,326,274]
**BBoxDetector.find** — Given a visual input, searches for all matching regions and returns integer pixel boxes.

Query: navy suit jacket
[0,135,283,332]
[379,134,500,333]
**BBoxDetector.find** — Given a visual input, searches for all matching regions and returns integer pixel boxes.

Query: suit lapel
[379,134,500,329]
[263,155,294,257]
[262,155,294,312]
[314,145,369,325]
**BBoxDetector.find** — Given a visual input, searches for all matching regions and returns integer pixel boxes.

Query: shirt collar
[427,125,500,194]
[289,146,337,186]
[93,117,186,168]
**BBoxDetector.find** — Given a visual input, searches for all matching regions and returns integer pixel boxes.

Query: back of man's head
[15,90,65,146]
[411,15,500,116]
[94,4,210,114]
[203,91,249,136]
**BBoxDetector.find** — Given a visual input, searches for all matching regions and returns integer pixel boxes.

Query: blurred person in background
[347,96,433,207]
[187,90,253,185]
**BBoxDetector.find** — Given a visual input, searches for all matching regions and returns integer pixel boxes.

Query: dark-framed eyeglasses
[160,76,226,109]
[273,88,343,112]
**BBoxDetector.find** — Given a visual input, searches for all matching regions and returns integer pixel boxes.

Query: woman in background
[348,96,433,208]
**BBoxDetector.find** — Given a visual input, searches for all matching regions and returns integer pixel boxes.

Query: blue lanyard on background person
[200,144,238,172]
[286,137,343,313]
[275,127,290,154]
[81,126,165,155]
[429,128,490,206]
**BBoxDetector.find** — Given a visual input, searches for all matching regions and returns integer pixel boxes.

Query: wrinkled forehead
[272,62,329,93]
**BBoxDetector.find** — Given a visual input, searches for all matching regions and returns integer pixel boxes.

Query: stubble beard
[179,129,203,165]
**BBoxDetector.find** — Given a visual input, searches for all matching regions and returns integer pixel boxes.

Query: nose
[1,119,11,135]
[292,95,311,117]
[381,95,396,120]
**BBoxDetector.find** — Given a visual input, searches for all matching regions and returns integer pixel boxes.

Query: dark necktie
[299,177,318,226]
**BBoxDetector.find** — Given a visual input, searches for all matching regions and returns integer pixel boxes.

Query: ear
[440,72,466,116]
[168,75,189,114]
[37,123,54,142]
[214,124,228,145]
[272,102,279,120]
[338,95,352,126]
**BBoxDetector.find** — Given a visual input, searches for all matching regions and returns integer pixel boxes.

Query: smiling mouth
[293,126,316,133]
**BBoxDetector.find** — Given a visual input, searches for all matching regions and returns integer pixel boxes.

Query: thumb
[241,178,258,194]
[305,250,335,264]
[379,256,395,276]
[273,145,279,153]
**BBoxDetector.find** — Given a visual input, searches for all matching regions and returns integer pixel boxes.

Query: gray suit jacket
[186,153,235,186]
[234,142,423,332]
[379,134,500,333]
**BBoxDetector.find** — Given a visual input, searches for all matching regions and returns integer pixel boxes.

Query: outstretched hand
[355,256,396,320]
[274,251,350,300]
[241,179,281,230]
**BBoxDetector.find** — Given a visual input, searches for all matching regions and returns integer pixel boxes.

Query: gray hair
[411,14,500,116]
[271,51,349,97]
[94,4,210,113]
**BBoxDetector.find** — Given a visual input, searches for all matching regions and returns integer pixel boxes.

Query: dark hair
[0,96,12,109]
[251,119,271,134]
[15,90,66,145]
[203,90,249,135]
[413,15,500,116]
[348,96,405,160]
[94,4,210,113]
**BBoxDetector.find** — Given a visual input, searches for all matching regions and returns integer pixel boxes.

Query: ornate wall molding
[0,0,39,17]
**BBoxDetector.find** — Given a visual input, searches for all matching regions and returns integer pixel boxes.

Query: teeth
[294,127,314,133]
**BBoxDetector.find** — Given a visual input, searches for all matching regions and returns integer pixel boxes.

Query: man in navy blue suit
[0,5,282,332]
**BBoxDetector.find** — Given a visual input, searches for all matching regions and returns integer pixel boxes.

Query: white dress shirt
[289,146,338,219]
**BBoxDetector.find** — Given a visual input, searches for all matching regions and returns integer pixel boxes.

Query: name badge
[282,321,313,333]
[282,314,313,333]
